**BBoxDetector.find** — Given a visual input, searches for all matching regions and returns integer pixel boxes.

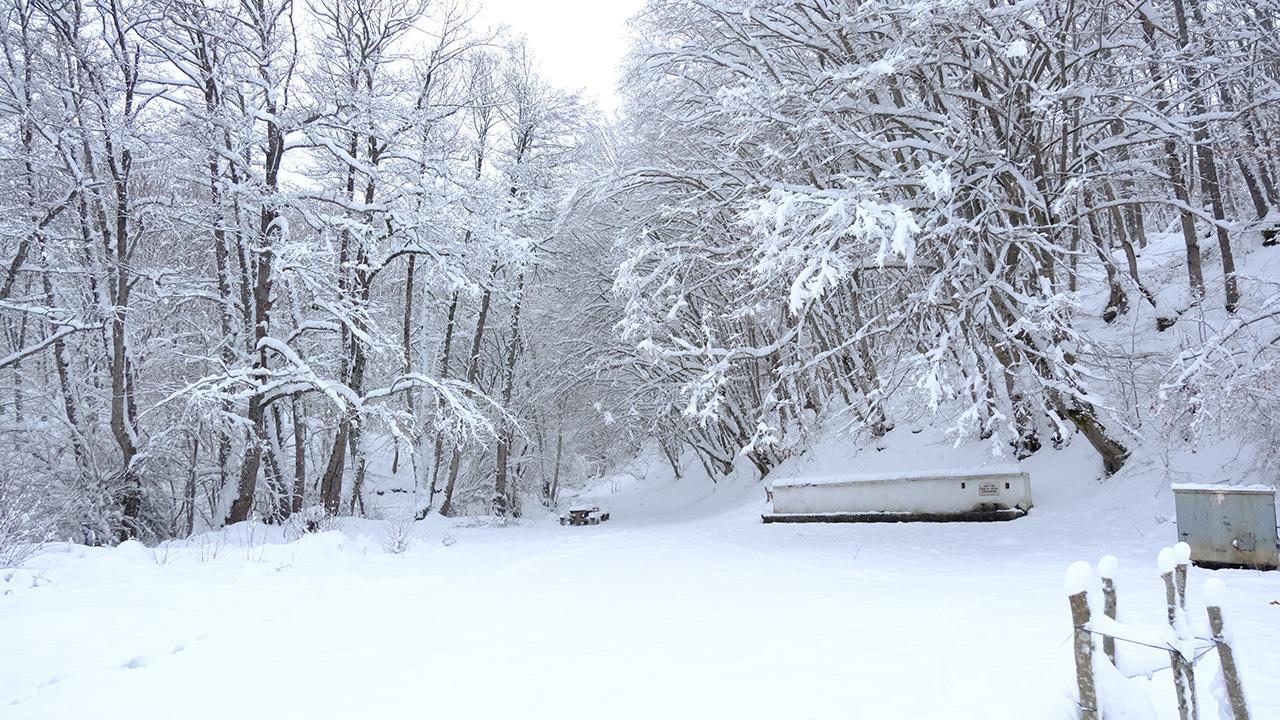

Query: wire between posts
[1079,628,1218,674]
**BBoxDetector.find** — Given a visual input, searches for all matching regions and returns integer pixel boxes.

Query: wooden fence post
[1174,542,1191,609]
[1159,548,1197,720]
[1066,561,1098,720]
[1204,578,1250,720]
[1099,555,1118,665]
[1174,543,1199,720]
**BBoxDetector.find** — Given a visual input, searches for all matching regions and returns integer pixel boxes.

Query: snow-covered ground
[3,435,1278,719]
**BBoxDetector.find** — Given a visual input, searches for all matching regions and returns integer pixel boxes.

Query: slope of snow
[3,433,1278,720]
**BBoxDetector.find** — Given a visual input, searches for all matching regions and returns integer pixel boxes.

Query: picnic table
[560,507,610,526]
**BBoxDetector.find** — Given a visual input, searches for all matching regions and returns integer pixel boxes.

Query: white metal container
[764,468,1032,523]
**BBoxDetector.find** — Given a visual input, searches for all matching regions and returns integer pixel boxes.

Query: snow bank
[115,539,150,562]
[1095,657,1160,720]
[1203,577,1227,608]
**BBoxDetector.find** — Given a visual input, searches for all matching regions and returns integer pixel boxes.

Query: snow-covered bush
[293,506,335,536]
[380,518,414,555]
[0,473,60,568]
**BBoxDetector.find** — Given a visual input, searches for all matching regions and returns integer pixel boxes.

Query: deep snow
[3,433,1278,720]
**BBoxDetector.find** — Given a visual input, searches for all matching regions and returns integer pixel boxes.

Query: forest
[0,0,1277,546]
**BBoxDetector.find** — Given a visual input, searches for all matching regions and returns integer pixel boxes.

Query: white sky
[480,0,647,111]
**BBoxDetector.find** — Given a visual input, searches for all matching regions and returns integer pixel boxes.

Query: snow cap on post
[1203,578,1227,608]
[1065,561,1092,596]
[1098,555,1118,579]
[1157,547,1176,575]
[1173,542,1191,566]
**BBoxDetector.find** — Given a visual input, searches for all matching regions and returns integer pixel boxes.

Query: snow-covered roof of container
[1170,483,1275,495]
[772,466,1026,489]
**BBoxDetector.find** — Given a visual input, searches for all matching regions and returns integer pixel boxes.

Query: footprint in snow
[122,656,147,670]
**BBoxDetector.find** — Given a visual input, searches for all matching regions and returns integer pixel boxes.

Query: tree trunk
[1141,14,1205,303]
[493,272,525,515]
[291,392,306,515]
[1174,0,1238,312]
[439,261,498,517]
[318,420,348,514]
[427,133,488,515]
[424,289,460,515]
[391,254,416,475]
[107,149,140,539]
[548,425,564,505]
[226,120,283,525]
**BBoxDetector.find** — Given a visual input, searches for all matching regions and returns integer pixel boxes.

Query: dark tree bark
[227,5,290,523]
[1173,0,1239,313]
[493,272,525,515]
